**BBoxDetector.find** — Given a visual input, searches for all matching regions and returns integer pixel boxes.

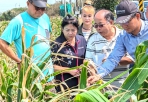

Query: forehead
[81,7,95,14]
[81,10,94,15]
[63,24,77,29]
[94,16,106,23]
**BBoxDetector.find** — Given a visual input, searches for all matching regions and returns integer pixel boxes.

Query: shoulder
[39,13,50,22]
[4,13,23,31]
[10,13,23,25]
[42,13,49,18]
[76,34,86,42]
[140,12,145,20]
[78,24,83,35]
[87,32,102,42]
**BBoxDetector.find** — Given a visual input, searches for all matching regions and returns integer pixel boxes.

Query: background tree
[93,0,122,12]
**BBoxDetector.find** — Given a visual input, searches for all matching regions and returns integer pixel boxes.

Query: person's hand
[17,61,21,71]
[87,74,101,86]
[68,69,80,77]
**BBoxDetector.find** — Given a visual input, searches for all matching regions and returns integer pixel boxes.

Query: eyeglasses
[32,3,46,11]
[94,23,106,28]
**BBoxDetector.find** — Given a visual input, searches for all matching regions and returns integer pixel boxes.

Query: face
[27,1,46,18]
[119,14,139,34]
[81,10,94,25]
[94,13,112,37]
[62,24,77,41]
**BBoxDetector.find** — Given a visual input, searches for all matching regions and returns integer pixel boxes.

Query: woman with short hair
[51,14,87,92]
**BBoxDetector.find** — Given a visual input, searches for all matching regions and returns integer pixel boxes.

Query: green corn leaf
[75,89,109,102]
[35,83,43,93]
[79,65,87,89]
[44,85,55,91]
[114,62,148,101]
[44,91,57,97]
[7,85,13,102]
[98,69,129,90]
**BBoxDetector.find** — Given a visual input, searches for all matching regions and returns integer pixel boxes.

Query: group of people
[0,0,148,93]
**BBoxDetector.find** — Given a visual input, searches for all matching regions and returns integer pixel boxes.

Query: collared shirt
[51,34,87,92]
[144,12,148,20]
[85,26,130,87]
[99,20,148,77]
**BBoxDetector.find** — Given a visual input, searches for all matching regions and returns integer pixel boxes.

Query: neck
[82,24,92,30]
[67,38,75,46]
[105,26,116,41]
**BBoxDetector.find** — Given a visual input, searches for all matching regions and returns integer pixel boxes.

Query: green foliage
[93,0,121,12]
[0,8,27,21]
[50,17,62,40]
[0,21,9,36]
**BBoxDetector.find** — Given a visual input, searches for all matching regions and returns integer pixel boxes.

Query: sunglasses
[94,23,106,28]
[32,3,46,11]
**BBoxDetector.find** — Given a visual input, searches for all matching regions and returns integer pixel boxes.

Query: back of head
[61,14,79,30]
[28,0,47,7]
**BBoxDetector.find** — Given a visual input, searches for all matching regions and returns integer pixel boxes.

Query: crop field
[0,16,148,102]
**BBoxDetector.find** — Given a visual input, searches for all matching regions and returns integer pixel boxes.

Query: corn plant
[74,40,148,102]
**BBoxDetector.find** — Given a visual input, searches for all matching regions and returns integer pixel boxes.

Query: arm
[119,56,134,65]
[54,65,80,76]
[97,35,126,77]
[0,39,21,63]
[0,17,22,63]
[87,34,126,85]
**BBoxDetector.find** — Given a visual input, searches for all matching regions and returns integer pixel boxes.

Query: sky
[0,0,62,13]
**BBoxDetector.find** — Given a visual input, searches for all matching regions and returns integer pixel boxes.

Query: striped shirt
[85,26,130,87]
[82,31,91,41]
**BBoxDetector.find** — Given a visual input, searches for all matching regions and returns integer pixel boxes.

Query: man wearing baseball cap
[87,0,148,86]
[0,0,54,82]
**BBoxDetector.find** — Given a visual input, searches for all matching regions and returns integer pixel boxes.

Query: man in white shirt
[86,9,133,88]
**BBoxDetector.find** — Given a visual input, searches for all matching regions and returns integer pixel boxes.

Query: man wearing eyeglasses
[87,0,148,86]
[85,9,133,88]
[0,0,54,82]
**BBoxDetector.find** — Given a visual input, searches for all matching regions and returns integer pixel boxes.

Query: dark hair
[61,14,79,30]
[28,0,33,3]
[95,9,114,21]
[105,12,114,21]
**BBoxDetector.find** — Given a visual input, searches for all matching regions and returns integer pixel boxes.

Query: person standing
[51,14,87,92]
[85,9,133,87]
[78,5,96,41]
[0,0,54,81]
[87,0,148,85]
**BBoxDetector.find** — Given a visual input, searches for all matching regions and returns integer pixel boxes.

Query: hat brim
[34,1,47,8]
[115,14,133,24]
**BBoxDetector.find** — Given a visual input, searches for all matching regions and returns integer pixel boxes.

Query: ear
[27,1,29,6]
[135,13,141,19]
[109,20,114,25]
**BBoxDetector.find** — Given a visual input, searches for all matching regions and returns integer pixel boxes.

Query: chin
[84,22,91,25]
